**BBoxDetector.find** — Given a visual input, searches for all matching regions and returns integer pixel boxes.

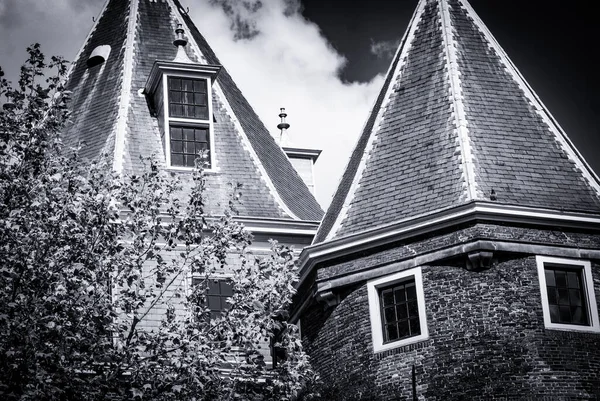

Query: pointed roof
[62,0,323,221]
[314,0,600,244]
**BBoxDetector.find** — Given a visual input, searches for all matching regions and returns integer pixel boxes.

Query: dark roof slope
[63,0,128,162]
[63,0,323,221]
[314,0,600,243]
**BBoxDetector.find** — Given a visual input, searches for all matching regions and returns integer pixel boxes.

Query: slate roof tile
[63,0,322,221]
[315,0,600,244]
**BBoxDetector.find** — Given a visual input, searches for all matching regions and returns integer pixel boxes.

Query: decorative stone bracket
[465,250,494,271]
[315,290,340,309]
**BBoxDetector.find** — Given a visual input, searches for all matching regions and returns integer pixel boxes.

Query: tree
[0,45,316,401]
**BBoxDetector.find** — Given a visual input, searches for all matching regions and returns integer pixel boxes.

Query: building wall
[302,252,600,400]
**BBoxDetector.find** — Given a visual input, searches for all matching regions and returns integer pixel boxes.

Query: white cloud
[370,38,400,59]
[184,0,384,209]
[0,0,98,79]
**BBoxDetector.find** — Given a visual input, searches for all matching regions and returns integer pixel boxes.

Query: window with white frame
[164,75,213,169]
[367,266,428,352]
[145,62,220,171]
[536,256,599,333]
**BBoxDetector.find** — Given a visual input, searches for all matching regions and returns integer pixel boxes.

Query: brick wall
[302,231,600,399]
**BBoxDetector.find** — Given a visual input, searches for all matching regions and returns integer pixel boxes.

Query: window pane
[220,281,233,296]
[569,289,582,306]
[169,91,181,103]
[208,280,220,294]
[208,295,220,310]
[407,300,419,317]
[546,286,557,305]
[379,277,421,344]
[406,283,417,300]
[195,129,208,142]
[382,289,394,307]
[394,287,406,303]
[170,104,183,117]
[571,307,586,325]
[185,155,195,167]
[170,126,183,140]
[555,271,567,287]
[170,140,183,153]
[386,324,398,341]
[171,153,184,166]
[398,322,410,339]
[194,93,207,106]
[194,79,207,93]
[182,79,193,91]
[557,288,569,305]
[184,141,195,154]
[549,305,560,323]
[168,77,181,90]
[409,317,421,335]
[181,105,192,118]
[396,304,408,320]
[544,269,555,287]
[559,305,571,322]
[384,307,396,322]
[195,106,208,120]
[567,271,580,289]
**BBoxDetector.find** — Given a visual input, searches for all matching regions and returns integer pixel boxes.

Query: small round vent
[87,45,111,68]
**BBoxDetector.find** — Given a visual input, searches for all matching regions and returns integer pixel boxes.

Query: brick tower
[292,0,600,399]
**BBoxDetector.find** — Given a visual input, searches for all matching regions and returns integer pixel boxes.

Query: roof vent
[87,45,111,67]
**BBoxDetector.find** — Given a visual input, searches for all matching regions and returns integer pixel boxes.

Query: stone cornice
[297,201,600,288]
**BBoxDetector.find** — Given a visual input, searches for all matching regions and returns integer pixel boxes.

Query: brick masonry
[301,225,600,400]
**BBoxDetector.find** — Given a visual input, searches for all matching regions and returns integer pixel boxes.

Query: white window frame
[536,256,600,333]
[161,72,217,172]
[367,266,429,352]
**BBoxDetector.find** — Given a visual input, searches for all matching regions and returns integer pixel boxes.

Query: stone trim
[112,0,139,174]
[367,267,429,353]
[535,256,600,334]
[299,201,600,285]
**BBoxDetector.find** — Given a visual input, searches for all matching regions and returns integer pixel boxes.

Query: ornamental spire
[172,23,193,63]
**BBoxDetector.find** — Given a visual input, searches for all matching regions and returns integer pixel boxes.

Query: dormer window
[166,76,211,168]
[144,24,221,171]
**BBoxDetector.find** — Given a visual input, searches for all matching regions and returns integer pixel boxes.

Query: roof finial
[277,107,290,146]
[172,23,193,63]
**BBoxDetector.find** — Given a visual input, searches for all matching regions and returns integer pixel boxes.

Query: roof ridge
[112,0,138,174]
[458,0,600,198]
[318,0,428,242]
[440,0,479,201]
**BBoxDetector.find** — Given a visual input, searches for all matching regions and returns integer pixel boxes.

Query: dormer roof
[62,0,323,221]
[314,0,600,244]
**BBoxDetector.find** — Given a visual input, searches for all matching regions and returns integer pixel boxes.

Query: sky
[0,0,597,210]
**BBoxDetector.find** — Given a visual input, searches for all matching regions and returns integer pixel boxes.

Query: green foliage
[0,45,316,400]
